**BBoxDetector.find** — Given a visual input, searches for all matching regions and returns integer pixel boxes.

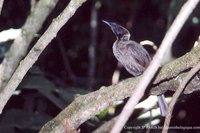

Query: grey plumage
[103,20,168,116]
[113,40,151,76]
[103,20,151,76]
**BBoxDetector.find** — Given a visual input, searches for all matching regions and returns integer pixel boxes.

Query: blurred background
[0,0,199,132]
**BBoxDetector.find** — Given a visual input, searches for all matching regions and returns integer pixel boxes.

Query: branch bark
[0,0,58,89]
[111,0,200,132]
[162,61,200,133]
[0,0,87,114]
[39,43,200,133]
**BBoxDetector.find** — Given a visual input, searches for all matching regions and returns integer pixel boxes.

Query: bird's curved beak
[102,20,112,27]
[102,20,130,41]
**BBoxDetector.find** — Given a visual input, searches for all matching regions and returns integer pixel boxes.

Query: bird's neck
[117,34,130,41]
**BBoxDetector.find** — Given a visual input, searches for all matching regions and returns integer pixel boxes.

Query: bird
[103,20,168,116]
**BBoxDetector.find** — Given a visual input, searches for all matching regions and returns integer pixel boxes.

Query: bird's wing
[125,41,151,68]
[118,41,151,76]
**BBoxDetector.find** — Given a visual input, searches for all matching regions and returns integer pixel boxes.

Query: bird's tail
[157,94,168,116]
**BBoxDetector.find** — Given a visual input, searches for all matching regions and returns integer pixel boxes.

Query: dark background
[0,0,199,132]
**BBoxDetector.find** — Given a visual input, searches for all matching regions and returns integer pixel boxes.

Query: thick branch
[150,46,200,95]
[162,61,200,133]
[153,46,200,85]
[0,0,87,114]
[40,44,200,133]
[0,0,58,89]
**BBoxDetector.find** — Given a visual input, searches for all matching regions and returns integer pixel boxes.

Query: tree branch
[111,0,200,132]
[0,0,58,89]
[162,61,200,133]
[39,43,200,133]
[88,1,98,89]
[0,0,87,114]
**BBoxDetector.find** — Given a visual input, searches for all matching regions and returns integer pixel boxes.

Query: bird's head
[102,20,130,41]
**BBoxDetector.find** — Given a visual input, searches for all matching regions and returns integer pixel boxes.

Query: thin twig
[111,62,122,84]
[88,0,100,89]
[111,0,200,132]
[0,0,87,114]
[57,37,77,82]
[162,61,200,133]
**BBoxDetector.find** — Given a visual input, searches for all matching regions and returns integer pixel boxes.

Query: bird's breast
[112,42,125,62]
